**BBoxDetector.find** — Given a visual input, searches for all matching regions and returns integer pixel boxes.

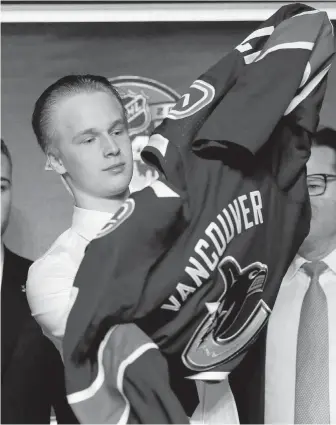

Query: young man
[26,75,134,353]
[26,75,197,420]
[1,139,76,424]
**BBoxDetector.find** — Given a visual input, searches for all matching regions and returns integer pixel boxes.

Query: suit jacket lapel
[1,248,30,378]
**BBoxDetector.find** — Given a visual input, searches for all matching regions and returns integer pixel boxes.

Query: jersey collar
[71,206,113,242]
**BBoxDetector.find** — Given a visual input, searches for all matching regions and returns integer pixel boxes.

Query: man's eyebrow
[73,119,125,142]
[1,177,11,184]
[73,128,98,141]
[108,119,125,131]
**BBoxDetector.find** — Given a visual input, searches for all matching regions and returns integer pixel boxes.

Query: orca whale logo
[182,256,271,372]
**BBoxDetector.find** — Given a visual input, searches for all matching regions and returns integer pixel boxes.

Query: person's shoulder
[27,228,76,286]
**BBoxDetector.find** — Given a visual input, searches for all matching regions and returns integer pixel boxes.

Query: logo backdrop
[109,76,180,192]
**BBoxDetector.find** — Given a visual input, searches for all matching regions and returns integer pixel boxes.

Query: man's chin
[298,230,336,260]
[107,184,131,200]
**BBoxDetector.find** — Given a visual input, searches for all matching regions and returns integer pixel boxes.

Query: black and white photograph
[1,1,336,423]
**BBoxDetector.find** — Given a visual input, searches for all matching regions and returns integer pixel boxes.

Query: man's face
[52,91,133,199]
[1,154,12,236]
[302,144,336,252]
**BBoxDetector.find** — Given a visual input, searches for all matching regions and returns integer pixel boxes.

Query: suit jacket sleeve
[1,318,53,424]
[46,338,79,424]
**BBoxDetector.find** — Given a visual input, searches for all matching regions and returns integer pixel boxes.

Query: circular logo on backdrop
[108,76,180,192]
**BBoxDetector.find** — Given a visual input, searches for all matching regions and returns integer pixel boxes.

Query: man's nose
[101,134,120,157]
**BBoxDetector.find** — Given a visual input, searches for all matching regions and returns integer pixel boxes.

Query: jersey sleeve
[193,9,333,157]
[65,324,190,424]
[141,4,333,196]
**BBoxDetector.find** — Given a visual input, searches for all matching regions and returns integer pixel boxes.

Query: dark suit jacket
[229,328,267,424]
[1,247,78,424]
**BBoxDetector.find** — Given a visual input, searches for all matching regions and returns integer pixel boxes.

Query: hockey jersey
[63,4,335,424]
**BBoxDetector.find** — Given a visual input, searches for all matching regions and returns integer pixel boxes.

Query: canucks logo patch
[182,256,271,372]
[166,80,215,120]
[95,199,135,239]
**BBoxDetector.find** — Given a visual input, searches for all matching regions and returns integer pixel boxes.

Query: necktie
[294,261,330,424]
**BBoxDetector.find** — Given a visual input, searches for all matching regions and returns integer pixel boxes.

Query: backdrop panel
[2,21,336,259]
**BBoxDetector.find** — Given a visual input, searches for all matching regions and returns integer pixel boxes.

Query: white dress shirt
[26,207,112,354]
[190,380,239,424]
[265,249,336,423]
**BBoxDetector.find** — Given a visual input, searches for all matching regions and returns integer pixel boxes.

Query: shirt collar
[286,247,336,280]
[71,206,113,242]
[323,248,336,274]
[285,255,308,281]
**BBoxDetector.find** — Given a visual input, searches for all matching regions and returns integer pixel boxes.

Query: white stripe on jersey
[284,64,331,115]
[243,51,262,64]
[290,9,322,19]
[300,62,311,88]
[150,180,180,198]
[147,134,169,157]
[187,371,230,381]
[255,41,314,62]
[236,26,275,52]
[117,343,158,425]
[67,326,118,404]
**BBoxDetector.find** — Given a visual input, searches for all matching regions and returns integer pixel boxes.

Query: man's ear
[47,148,67,175]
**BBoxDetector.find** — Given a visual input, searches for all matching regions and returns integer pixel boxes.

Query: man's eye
[112,127,125,136]
[308,182,323,189]
[1,185,8,192]
[82,138,95,144]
